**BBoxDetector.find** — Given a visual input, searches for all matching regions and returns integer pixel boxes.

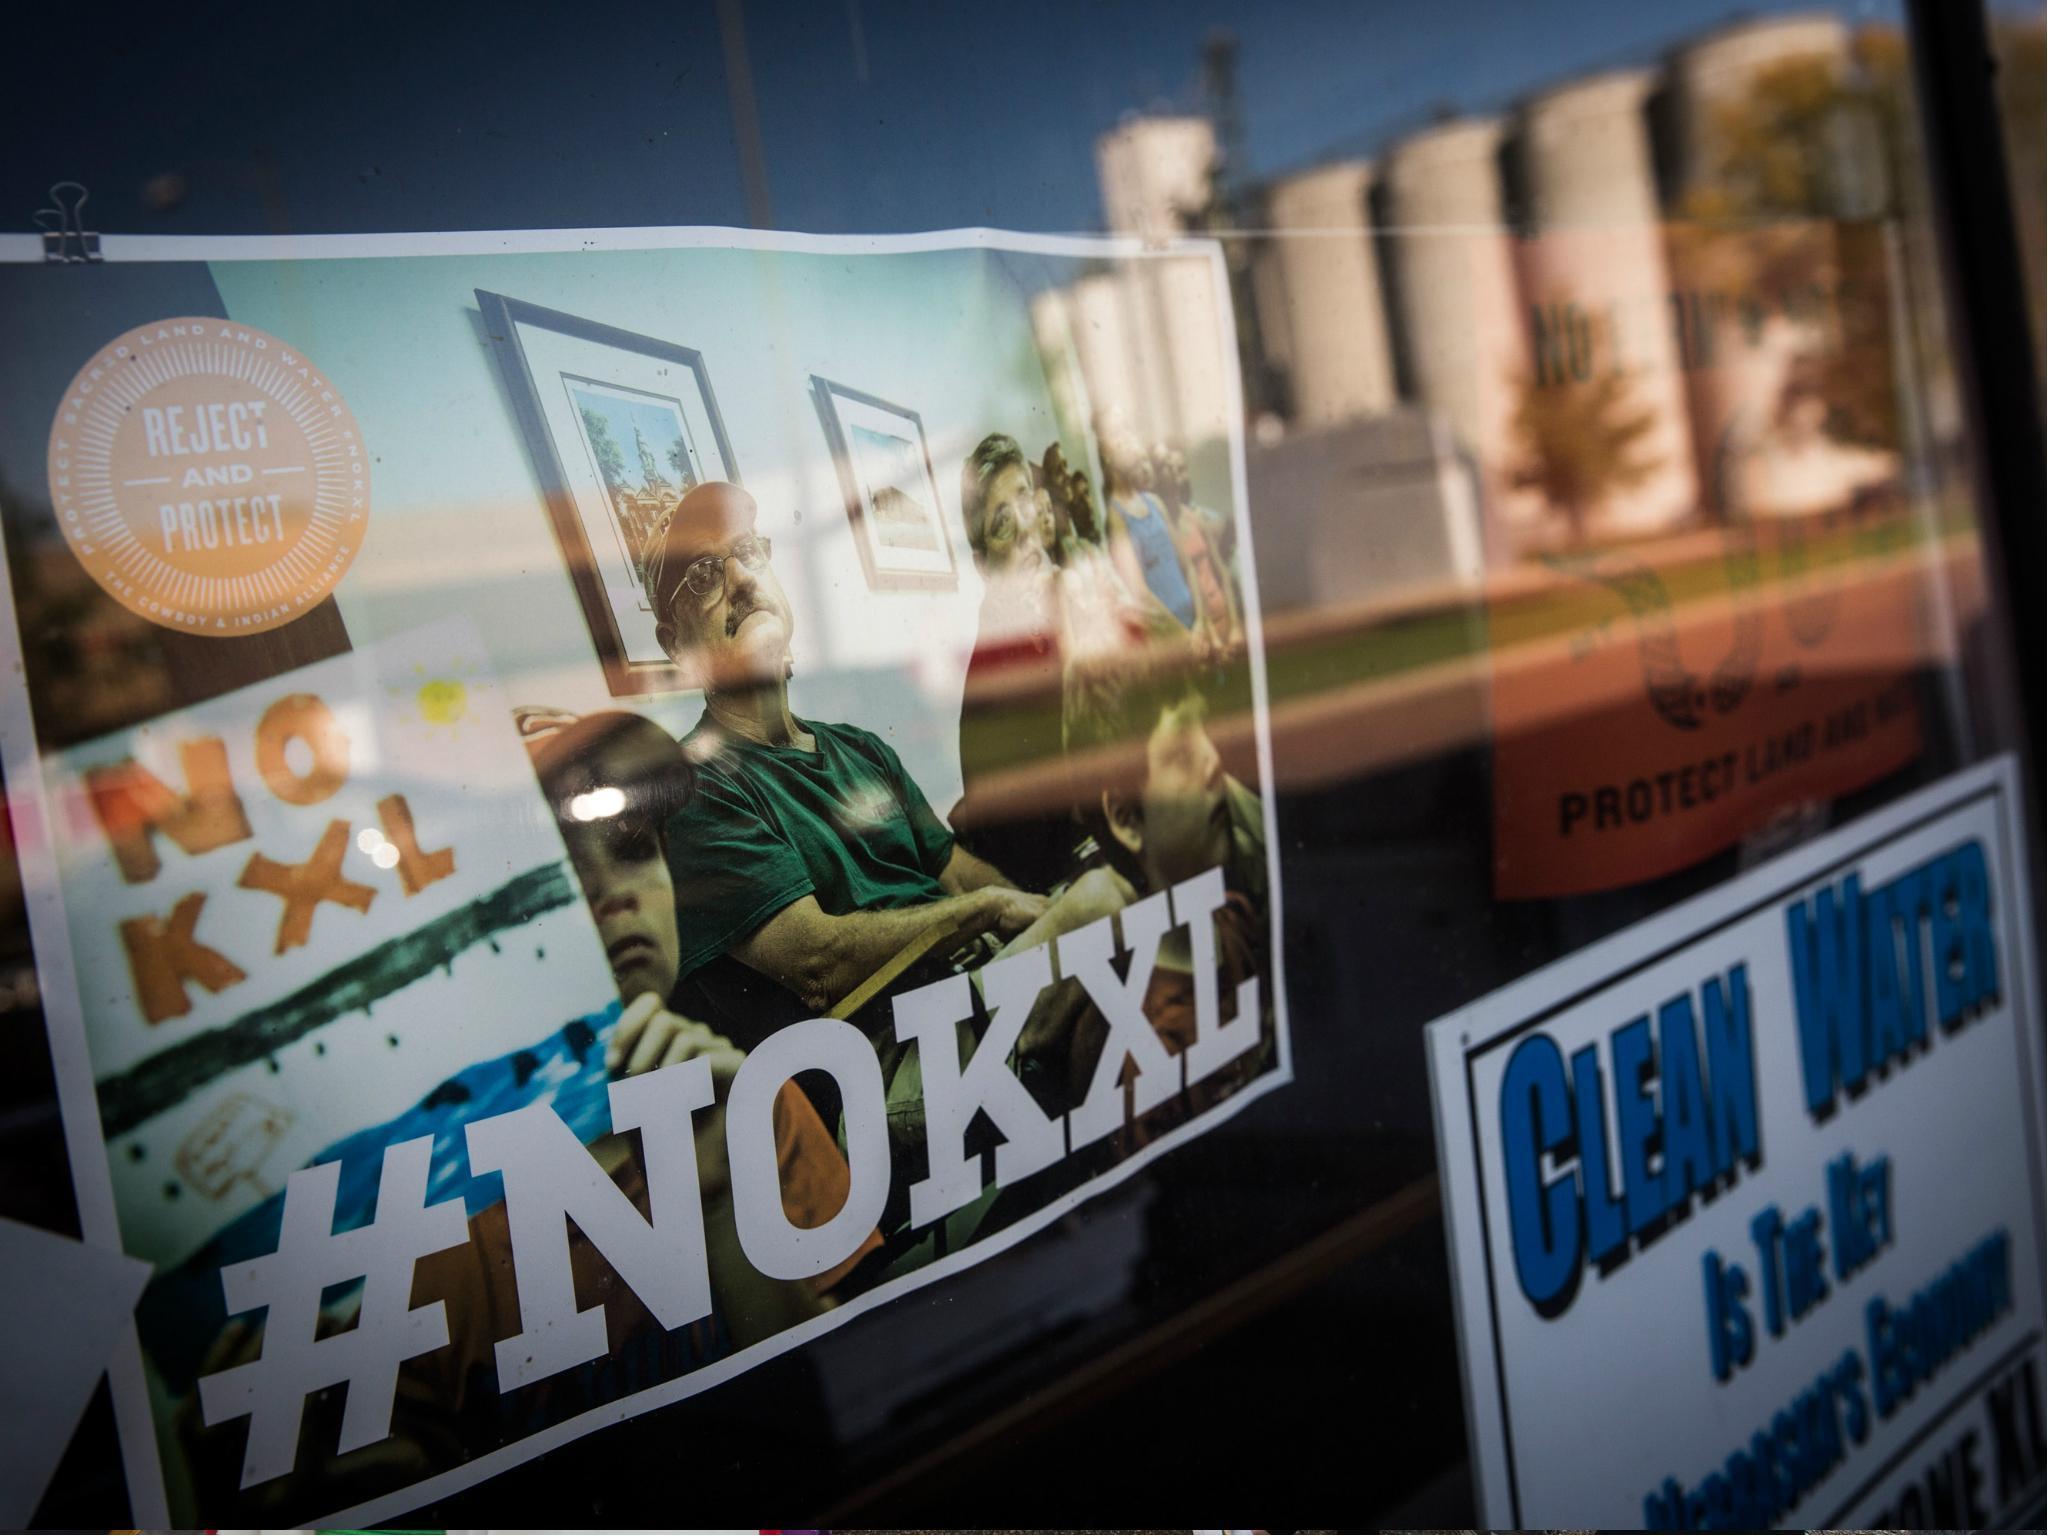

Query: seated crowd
[528,424,1265,1284]
[173,425,1269,1517]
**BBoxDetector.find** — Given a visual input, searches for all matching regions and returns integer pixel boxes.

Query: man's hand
[608,993,746,1193]
[1058,865,1136,926]
[976,884,1051,937]
[609,992,746,1088]
[995,863,1134,961]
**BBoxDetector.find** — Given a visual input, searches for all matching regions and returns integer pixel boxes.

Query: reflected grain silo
[1663,14,1884,517]
[1086,117,1237,449]
[1665,13,1854,201]
[1096,116,1217,242]
[1248,235,1294,386]
[1379,116,1537,555]
[1147,250,1236,446]
[1029,288,1093,462]
[1264,160,1397,427]
[1064,270,1162,440]
[1513,68,1699,536]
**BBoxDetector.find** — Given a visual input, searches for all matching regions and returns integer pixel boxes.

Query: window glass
[0,1,2034,1528]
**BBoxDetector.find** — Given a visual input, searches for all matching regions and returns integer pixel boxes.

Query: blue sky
[6,0,1933,237]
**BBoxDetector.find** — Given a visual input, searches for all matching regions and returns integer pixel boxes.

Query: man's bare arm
[730,888,1047,1015]
[940,842,1017,895]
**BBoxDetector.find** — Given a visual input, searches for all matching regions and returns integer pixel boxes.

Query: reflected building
[1029,116,1237,455]
[1053,252,1235,453]
[1070,8,1907,577]
[1246,406,1485,612]
[1249,145,1493,600]
[1247,228,1295,412]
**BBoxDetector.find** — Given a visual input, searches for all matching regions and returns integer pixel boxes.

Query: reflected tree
[1509,369,1662,545]
[632,425,673,495]
[580,407,627,494]
[666,434,695,489]
[1674,28,1917,454]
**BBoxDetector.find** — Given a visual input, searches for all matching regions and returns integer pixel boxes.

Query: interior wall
[209,242,1068,815]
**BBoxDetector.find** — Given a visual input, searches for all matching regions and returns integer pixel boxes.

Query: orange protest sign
[1489,516,1940,898]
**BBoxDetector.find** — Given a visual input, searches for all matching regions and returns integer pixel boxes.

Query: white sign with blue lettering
[1427,756,2044,1531]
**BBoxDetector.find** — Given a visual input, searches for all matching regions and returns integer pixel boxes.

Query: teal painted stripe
[96,861,576,1139]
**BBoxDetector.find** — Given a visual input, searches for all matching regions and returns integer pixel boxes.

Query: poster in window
[0,227,1291,1529]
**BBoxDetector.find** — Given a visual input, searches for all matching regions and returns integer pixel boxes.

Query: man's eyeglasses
[675,534,773,601]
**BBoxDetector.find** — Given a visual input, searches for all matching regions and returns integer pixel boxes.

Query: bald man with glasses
[645,482,1049,1066]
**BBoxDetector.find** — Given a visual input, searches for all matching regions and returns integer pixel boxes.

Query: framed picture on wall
[478,290,739,695]
[810,376,959,592]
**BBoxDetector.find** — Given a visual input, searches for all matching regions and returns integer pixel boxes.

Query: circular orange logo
[46,318,368,636]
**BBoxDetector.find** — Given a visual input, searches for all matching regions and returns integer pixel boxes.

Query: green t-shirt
[665,716,955,999]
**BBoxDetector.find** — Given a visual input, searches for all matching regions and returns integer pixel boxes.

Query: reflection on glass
[0,2,2033,1527]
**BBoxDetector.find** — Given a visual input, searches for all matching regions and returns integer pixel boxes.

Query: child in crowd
[176,711,877,1521]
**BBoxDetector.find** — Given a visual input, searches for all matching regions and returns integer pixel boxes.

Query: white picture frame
[810,376,959,591]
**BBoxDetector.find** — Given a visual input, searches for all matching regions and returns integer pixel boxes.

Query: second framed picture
[810,377,959,592]
[479,290,739,695]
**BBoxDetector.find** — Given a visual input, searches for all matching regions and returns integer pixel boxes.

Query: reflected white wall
[211,244,1066,815]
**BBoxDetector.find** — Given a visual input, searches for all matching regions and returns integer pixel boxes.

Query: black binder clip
[35,183,102,263]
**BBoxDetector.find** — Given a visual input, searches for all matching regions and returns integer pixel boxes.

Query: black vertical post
[1903,0,2043,896]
